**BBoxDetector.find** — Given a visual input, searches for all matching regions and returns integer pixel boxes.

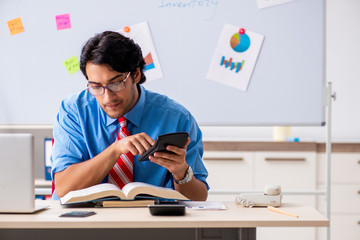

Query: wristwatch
[174,166,193,185]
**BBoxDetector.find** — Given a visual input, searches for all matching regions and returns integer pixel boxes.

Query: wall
[202,0,360,142]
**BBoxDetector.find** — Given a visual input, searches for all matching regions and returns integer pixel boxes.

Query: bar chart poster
[207,24,264,91]
[119,21,163,81]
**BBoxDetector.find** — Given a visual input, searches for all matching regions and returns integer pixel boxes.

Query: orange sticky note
[7,17,25,35]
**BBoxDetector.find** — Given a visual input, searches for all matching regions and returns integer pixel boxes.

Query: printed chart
[207,24,264,91]
[119,22,163,81]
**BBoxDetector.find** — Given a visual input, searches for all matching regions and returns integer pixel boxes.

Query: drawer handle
[358,160,360,164]
[203,157,244,161]
[265,158,306,162]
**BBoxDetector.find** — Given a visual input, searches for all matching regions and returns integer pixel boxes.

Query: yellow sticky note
[7,17,25,35]
[63,56,80,75]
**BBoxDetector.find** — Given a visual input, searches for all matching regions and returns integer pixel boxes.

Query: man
[51,31,209,201]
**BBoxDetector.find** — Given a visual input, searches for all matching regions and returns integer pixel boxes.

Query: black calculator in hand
[137,132,189,162]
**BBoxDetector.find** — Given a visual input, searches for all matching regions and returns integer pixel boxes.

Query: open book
[60,182,189,205]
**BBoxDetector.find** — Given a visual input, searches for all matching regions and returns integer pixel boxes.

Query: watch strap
[174,166,193,184]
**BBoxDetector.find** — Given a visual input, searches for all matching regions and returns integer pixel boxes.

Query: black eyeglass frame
[86,72,131,96]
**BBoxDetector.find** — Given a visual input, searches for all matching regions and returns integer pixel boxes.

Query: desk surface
[0,200,328,229]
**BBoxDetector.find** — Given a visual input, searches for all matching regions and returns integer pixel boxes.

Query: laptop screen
[0,133,35,213]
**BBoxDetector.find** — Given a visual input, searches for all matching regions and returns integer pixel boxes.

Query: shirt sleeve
[169,112,210,190]
[50,97,88,185]
[187,116,210,190]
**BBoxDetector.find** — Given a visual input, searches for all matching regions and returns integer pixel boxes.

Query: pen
[267,206,299,218]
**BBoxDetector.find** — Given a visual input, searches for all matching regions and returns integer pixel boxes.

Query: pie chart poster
[207,24,264,91]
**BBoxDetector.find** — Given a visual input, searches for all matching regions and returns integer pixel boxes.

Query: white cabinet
[330,215,360,240]
[203,148,317,240]
[253,151,316,190]
[253,151,317,240]
[203,142,360,240]
[317,153,360,184]
[317,152,360,240]
[330,184,360,213]
[203,151,253,202]
[204,150,317,204]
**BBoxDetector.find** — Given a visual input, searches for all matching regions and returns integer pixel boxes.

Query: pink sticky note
[55,13,71,30]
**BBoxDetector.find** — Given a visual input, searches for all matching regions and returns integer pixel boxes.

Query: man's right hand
[115,132,155,157]
[54,132,154,198]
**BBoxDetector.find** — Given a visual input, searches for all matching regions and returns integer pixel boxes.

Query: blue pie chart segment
[230,33,250,53]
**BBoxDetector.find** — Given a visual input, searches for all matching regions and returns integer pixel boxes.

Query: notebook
[0,133,48,213]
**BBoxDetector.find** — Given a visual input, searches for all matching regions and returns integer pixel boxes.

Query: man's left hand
[149,138,190,180]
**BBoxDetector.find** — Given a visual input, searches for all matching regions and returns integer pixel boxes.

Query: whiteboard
[0,0,325,126]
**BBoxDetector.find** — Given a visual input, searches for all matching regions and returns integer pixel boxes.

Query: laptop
[0,133,48,213]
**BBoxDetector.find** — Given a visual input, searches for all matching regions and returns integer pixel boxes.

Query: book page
[102,199,155,207]
[60,183,125,204]
[121,182,163,197]
[122,182,188,200]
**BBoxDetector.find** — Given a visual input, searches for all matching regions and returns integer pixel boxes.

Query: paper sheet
[207,24,264,91]
[256,0,294,9]
[118,22,163,82]
[179,201,226,210]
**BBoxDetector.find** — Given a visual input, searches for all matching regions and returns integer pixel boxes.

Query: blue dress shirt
[51,85,209,200]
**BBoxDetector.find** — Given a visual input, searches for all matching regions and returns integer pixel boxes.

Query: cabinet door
[254,152,317,240]
[317,215,360,240]
[317,152,360,240]
[332,184,360,214]
[317,184,360,214]
[203,151,253,201]
[317,153,360,184]
[330,215,360,240]
[254,151,316,190]
[258,227,315,240]
[254,151,316,207]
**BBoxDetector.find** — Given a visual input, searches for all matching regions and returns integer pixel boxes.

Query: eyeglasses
[87,72,131,96]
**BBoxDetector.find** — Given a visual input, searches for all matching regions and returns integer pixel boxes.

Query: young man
[51,31,208,201]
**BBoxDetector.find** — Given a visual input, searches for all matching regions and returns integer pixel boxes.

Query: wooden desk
[0,200,328,240]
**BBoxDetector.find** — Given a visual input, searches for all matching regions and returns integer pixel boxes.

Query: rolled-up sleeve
[186,115,209,190]
[50,96,88,184]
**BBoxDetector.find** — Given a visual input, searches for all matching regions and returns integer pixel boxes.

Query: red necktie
[108,117,133,189]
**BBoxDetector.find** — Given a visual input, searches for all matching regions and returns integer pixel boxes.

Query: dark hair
[80,31,146,84]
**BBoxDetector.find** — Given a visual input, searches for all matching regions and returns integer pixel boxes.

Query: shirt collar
[105,85,146,127]
[106,115,117,127]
